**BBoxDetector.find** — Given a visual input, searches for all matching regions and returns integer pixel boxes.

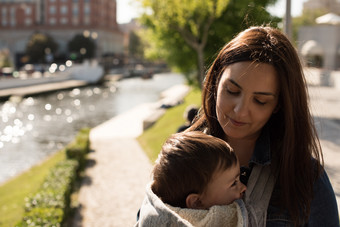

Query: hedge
[65,128,91,172]
[16,128,90,227]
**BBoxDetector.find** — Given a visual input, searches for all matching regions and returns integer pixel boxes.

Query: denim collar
[249,125,271,166]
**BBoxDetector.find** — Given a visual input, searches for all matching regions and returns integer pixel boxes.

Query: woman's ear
[186,193,203,209]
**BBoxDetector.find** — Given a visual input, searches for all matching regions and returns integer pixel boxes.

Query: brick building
[0,0,124,68]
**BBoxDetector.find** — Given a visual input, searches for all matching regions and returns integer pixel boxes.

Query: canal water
[0,72,185,184]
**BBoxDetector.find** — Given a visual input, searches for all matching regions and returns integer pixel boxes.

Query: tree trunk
[197,45,205,88]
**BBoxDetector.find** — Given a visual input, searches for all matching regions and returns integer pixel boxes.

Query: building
[298,0,340,70]
[299,20,340,70]
[303,0,340,14]
[0,0,124,68]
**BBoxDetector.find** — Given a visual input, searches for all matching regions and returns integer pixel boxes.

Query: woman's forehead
[219,61,279,92]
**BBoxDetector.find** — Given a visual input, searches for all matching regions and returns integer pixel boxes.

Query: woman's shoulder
[309,166,339,226]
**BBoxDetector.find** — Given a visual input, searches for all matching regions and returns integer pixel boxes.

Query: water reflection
[0,73,185,183]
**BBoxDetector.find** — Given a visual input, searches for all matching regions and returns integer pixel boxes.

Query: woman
[189,26,339,226]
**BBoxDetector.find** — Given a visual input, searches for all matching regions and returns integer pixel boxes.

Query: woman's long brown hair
[190,26,323,225]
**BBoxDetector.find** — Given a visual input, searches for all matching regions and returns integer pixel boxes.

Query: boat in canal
[0,60,104,90]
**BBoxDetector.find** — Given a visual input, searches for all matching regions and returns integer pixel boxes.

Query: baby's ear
[186,193,202,209]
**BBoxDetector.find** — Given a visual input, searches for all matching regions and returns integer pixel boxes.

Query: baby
[136,131,248,227]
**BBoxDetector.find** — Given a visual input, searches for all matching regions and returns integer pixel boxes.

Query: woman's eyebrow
[228,79,242,89]
[254,91,277,97]
[228,79,277,97]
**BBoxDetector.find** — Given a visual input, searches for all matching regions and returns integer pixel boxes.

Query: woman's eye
[227,88,239,95]
[255,99,266,105]
[231,180,238,186]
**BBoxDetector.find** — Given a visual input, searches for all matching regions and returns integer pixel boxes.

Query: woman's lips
[229,118,246,126]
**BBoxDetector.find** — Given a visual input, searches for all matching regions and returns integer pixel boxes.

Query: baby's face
[199,163,246,209]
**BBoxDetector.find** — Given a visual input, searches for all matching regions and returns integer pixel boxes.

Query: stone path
[73,85,190,227]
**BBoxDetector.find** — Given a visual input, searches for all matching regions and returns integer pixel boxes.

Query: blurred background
[1,0,340,226]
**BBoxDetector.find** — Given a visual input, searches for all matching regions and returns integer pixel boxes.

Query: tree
[129,30,145,59]
[206,0,280,60]
[139,0,229,86]
[25,33,58,64]
[0,48,12,68]
[139,0,280,86]
[68,34,96,61]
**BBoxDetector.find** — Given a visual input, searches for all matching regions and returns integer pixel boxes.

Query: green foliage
[0,150,66,227]
[138,88,202,162]
[205,0,280,63]
[13,128,90,227]
[139,0,280,86]
[139,0,230,85]
[140,24,197,76]
[65,128,90,172]
[129,31,145,58]
[25,33,58,64]
[0,49,12,68]
[17,208,63,227]
[68,34,96,60]
[17,160,78,227]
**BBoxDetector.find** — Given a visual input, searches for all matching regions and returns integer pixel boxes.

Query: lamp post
[284,0,292,40]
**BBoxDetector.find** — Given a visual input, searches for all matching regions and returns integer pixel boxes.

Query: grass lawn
[137,87,202,162]
[0,149,66,227]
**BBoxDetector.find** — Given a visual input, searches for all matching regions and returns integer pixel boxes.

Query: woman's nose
[233,98,249,116]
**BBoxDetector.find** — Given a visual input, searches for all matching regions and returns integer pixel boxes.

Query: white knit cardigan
[135,183,248,227]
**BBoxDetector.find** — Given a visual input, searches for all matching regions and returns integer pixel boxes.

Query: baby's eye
[231,180,238,186]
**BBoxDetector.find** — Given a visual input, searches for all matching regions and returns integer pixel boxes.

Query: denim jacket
[241,128,339,226]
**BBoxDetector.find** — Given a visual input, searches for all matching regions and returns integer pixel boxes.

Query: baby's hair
[151,131,237,208]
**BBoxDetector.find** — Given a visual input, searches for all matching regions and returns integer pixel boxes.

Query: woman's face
[216,61,279,141]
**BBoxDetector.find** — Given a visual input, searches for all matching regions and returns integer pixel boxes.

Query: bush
[16,208,63,227]
[65,128,90,171]
[17,160,78,227]
[17,128,90,226]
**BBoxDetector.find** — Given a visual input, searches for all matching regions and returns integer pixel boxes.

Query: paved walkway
[73,75,340,226]
[73,85,190,227]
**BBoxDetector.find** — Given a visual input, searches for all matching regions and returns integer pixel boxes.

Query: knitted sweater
[135,183,248,227]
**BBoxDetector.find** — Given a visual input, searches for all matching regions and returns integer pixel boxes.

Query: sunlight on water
[0,73,185,183]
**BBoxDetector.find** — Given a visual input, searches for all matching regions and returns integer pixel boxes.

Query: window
[1,8,7,26]
[84,4,90,15]
[60,17,68,24]
[25,6,32,15]
[1,7,7,17]
[73,6,78,15]
[50,6,56,14]
[49,17,56,25]
[25,18,32,26]
[60,5,68,14]
[10,7,15,26]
